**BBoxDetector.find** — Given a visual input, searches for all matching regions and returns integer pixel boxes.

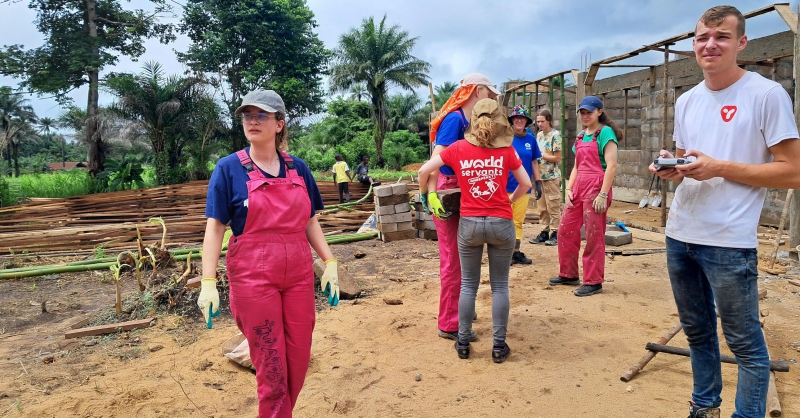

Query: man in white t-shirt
[651,6,800,418]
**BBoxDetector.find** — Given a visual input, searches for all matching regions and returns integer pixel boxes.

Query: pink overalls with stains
[557,127,612,285]
[433,172,462,333]
[225,150,316,418]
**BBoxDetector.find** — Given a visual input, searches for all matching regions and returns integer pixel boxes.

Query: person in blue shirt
[198,89,340,417]
[507,104,543,265]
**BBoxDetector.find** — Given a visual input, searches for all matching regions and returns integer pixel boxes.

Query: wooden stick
[64,318,154,339]
[644,343,790,372]
[768,371,782,417]
[621,323,682,382]
[771,189,794,268]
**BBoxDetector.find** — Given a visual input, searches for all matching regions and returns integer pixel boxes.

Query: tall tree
[0,0,175,176]
[104,61,207,185]
[179,0,328,151]
[329,15,430,167]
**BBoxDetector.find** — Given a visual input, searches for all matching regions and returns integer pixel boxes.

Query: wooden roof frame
[583,3,797,89]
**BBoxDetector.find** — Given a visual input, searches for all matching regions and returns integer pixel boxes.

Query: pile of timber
[0,180,387,254]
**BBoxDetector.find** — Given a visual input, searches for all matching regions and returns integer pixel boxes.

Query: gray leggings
[457,216,516,344]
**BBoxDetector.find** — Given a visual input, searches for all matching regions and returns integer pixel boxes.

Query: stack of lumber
[0,180,384,254]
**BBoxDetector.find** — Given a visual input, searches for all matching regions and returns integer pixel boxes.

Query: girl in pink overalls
[549,95,621,297]
[198,89,340,418]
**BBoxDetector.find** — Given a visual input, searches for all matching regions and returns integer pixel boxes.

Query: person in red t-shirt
[418,98,531,363]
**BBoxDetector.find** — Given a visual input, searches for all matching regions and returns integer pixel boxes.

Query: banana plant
[118,251,145,291]
[149,217,167,250]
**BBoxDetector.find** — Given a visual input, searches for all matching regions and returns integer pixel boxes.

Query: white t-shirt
[667,71,798,248]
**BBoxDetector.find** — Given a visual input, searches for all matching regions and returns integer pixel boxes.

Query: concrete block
[382,229,415,242]
[411,193,421,203]
[375,185,394,197]
[416,229,438,240]
[412,202,425,212]
[391,183,408,195]
[396,221,413,231]
[394,212,412,223]
[375,205,395,216]
[415,210,432,221]
[581,224,623,240]
[394,202,411,213]
[312,258,361,299]
[605,231,633,246]
[375,193,409,207]
[378,222,398,232]
[415,219,436,230]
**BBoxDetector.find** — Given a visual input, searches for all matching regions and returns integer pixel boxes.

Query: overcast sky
[1,0,797,122]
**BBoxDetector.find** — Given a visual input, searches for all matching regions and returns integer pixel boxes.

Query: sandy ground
[1,202,800,417]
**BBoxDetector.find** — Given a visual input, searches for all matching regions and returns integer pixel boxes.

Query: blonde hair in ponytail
[473,115,494,147]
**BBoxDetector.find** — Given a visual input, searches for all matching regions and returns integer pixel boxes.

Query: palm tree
[347,83,370,102]
[0,87,37,176]
[329,15,430,167]
[38,117,63,168]
[104,61,207,185]
[387,92,423,132]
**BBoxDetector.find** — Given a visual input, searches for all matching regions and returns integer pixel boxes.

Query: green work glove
[420,193,430,213]
[197,278,221,329]
[321,259,340,306]
[427,192,449,220]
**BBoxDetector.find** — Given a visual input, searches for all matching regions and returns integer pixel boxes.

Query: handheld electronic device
[653,156,696,171]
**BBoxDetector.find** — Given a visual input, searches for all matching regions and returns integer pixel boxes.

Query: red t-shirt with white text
[439,140,522,220]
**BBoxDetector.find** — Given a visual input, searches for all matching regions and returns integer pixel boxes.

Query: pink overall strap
[235,149,264,182]
[279,151,308,188]
[576,125,605,141]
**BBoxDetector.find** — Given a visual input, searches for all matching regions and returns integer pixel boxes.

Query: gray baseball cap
[234,89,287,115]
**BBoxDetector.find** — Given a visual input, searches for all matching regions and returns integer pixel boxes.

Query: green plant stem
[0,232,378,280]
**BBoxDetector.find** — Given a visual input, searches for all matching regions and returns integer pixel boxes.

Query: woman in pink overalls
[549,95,621,297]
[198,90,340,417]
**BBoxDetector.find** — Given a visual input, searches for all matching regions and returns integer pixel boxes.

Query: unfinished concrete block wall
[590,30,795,226]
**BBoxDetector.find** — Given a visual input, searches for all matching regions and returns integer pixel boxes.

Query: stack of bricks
[374,184,415,242]
[411,193,437,240]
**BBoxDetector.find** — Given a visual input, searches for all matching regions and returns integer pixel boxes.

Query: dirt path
[1,202,799,417]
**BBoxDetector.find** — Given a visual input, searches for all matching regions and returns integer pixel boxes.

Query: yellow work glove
[320,259,340,306]
[197,278,221,329]
[427,192,450,220]
[593,191,609,214]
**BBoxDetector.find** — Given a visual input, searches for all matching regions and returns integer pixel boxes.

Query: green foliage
[96,156,145,192]
[329,15,431,167]
[1,171,92,205]
[383,130,427,170]
[178,0,328,150]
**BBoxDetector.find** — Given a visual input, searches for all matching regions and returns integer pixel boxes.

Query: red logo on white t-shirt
[720,106,737,122]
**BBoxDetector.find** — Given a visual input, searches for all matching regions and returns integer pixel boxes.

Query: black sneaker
[688,402,720,418]
[439,330,478,342]
[371,181,381,186]
[492,343,511,363]
[510,251,532,265]
[455,340,470,359]
[529,230,549,244]
[574,284,603,297]
[549,276,579,286]
[544,230,558,246]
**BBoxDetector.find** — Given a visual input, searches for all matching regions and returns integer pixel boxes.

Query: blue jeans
[457,216,515,345]
[666,237,769,418]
